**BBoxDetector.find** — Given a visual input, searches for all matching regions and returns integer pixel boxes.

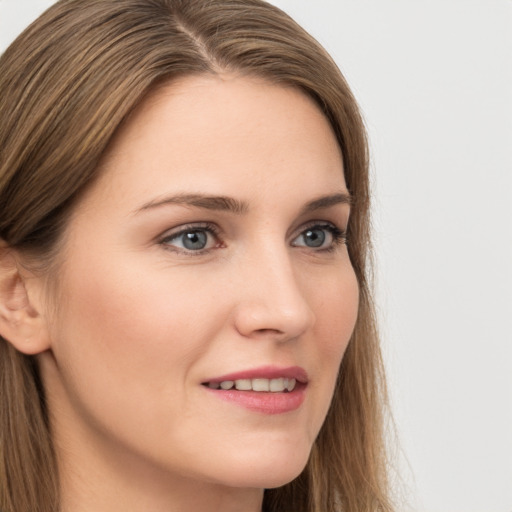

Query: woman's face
[39,76,359,492]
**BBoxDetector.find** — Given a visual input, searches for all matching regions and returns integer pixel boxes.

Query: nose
[232,247,316,342]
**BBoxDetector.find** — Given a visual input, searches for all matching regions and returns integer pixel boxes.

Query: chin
[205,442,312,490]
[214,464,307,490]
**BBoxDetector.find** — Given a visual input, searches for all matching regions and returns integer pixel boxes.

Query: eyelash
[159,222,222,255]
[294,222,348,253]
[158,221,347,255]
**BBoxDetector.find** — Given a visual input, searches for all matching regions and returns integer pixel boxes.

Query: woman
[0,1,392,511]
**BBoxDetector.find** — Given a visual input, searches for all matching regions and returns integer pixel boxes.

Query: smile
[201,366,307,414]
[205,377,297,392]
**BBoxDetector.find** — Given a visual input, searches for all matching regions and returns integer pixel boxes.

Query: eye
[291,223,346,251]
[159,224,221,253]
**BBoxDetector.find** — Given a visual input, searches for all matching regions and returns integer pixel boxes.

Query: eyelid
[290,220,348,250]
[291,219,345,238]
[156,219,347,256]
[158,222,222,254]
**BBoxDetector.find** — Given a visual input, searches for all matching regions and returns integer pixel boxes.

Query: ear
[0,244,51,355]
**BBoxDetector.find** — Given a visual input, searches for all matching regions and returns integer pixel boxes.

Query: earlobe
[0,245,51,355]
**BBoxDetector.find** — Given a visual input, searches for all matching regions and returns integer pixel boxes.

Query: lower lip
[204,384,306,414]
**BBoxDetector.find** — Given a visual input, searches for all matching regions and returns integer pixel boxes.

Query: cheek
[49,255,192,410]
[45,255,231,469]
[52,257,214,380]
[301,265,359,433]
[312,266,359,357]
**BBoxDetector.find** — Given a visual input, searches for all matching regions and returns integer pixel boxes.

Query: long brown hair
[0,1,392,510]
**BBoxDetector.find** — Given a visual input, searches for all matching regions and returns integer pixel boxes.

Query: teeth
[252,378,270,392]
[208,378,297,392]
[234,379,252,391]
[286,378,296,392]
[269,378,285,392]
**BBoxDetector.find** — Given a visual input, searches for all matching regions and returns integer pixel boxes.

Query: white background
[1,1,511,511]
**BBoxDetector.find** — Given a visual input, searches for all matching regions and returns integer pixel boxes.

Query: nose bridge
[233,239,315,340]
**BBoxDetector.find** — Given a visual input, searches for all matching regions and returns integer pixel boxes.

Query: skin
[32,75,360,512]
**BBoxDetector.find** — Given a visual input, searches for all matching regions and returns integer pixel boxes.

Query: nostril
[254,328,283,335]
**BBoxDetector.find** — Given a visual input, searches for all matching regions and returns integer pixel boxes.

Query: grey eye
[180,230,208,250]
[293,227,330,248]
[301,228,326,248]
[162,227,216,252]
[291,223,346,251]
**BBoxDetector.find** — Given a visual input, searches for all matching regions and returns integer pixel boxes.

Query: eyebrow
[299,192,352,215]
[135,191,351,215]
[136,193,249,215]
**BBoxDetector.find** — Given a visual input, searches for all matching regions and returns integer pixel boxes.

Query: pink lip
[202,365,308,415]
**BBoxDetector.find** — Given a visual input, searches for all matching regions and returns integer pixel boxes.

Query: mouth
[203,377,297,392]
[201,366,307,414]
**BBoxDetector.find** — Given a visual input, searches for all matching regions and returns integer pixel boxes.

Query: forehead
[83,74,346,214]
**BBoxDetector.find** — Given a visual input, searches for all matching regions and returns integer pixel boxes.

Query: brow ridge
[299,192,352,215]
[137,193,249,215]
[136,191,351,216]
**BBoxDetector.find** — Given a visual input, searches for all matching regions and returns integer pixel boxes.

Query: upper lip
[203,365,308,384]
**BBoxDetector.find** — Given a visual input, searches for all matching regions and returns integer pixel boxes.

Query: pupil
[183,231,207,250]
[305,229,325,247]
